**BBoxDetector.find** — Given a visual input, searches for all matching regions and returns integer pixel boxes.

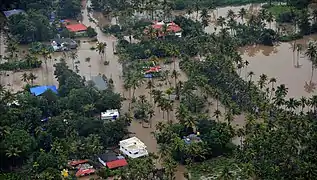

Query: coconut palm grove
[2,0,317,179]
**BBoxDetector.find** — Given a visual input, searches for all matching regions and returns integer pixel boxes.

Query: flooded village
[1,0,317,179]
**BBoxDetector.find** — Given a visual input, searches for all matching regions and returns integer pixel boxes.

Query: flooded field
[240,35,317,99]
[1,1,315,179]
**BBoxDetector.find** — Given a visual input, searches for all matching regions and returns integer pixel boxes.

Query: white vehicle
[101,109,119,121]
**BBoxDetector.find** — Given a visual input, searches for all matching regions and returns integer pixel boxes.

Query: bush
[102,25,122,34]
[278,33,303,42]
[163,58,173,64]
[103,61,109,65]
[29,42,54,54]
[0,55,42,71]
[87,26,97,38]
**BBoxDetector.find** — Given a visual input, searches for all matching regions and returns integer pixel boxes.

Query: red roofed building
[106,159,128,169]
[66,24,87,34]
[145,21,182,38]
[68,159,88,166]
[75,168,95,177]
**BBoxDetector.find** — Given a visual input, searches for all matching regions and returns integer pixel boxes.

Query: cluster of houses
[145,20,182,38]
[69,136,149,177]
[1,9,88,52]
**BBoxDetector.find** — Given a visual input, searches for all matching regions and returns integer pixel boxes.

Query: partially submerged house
[68,159,96,177]
[30,85,58,96]
[97,151,128,169]
[91,75,108,91]
[101,109,119,121]
[119,137,149,158]
[2,9,25,18]
[183,133,202,145]
[66,24,88,35]
[51,38,77,51]
[145,21,182,38]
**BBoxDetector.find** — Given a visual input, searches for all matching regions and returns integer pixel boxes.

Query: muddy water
[1,2,308,179]
[240,35,317,99]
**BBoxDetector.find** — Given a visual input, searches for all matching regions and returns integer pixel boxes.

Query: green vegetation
[2,0,83,44]
[0,59,127,179]
[3,0,317,179]
[267,5,295,17]
[0,55,42,71]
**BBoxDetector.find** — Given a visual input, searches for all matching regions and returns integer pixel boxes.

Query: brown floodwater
[2,2,311,179]
[239,35,317,99]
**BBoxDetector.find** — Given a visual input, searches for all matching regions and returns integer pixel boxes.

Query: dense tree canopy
[0,59,127,178]
[8,10,55,43]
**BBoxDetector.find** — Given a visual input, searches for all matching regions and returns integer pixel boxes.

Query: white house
[101,109,119,121]
[119,137,149,158]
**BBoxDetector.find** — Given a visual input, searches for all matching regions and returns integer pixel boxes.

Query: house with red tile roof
[145,21,182,38]
[66,24,87,35]
[106,159,128,169]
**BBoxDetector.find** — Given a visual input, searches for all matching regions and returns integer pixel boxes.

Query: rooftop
[30,85,58,96]
[106,159,128,169]
[151,21,182,33]
[91,75,108,91]
[119,137,147,150]
[183,134,202,144]
[98,152,118,163]
[68,160,88,166]
[119,137,148,158]
[66,24,88,32]
[3,9,25,18]
[101,109,119,120]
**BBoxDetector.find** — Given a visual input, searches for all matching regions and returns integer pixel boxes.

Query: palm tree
[247,71,255,84]
[186,7,193,17]
[258,73,268,90]
[227,17,237,35]
[194,0,201,21]
[40,48,52,84]
[218,166,234,180]
[5,38,18,60]
[164,100,173,123]
[266,12,274,29]
[96,41,107,61]
[171,69,180,89]
[147,108,155,128]
[216,16,226,29]
[269,77,277,100]
[236,128,245,145]
[225,110,234,125]
[226,9,235,19]
[21,73,29,83]
[295,44,303,68]
[130,72,144,98]
[259,8,267,21]
[244,60,249,80]
[5,146,21,158]
[146,79,155,103]
[238,8,247,23]
[213,109,222,122]
[69,50,78,71]
[200,8,210,20]
[305,41,317,82]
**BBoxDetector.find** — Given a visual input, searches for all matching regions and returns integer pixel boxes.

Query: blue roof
[30,86,58,96]
[3,9,25,18]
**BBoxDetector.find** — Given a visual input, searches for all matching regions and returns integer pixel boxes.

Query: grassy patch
[187,157,241,179]
[267,5,296,17]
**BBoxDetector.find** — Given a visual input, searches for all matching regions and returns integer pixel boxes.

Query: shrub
[29,42,54,54]
[0,55,42,71]
[103,61,109,65]
[278,33,303,42]
[87,26,97,38]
